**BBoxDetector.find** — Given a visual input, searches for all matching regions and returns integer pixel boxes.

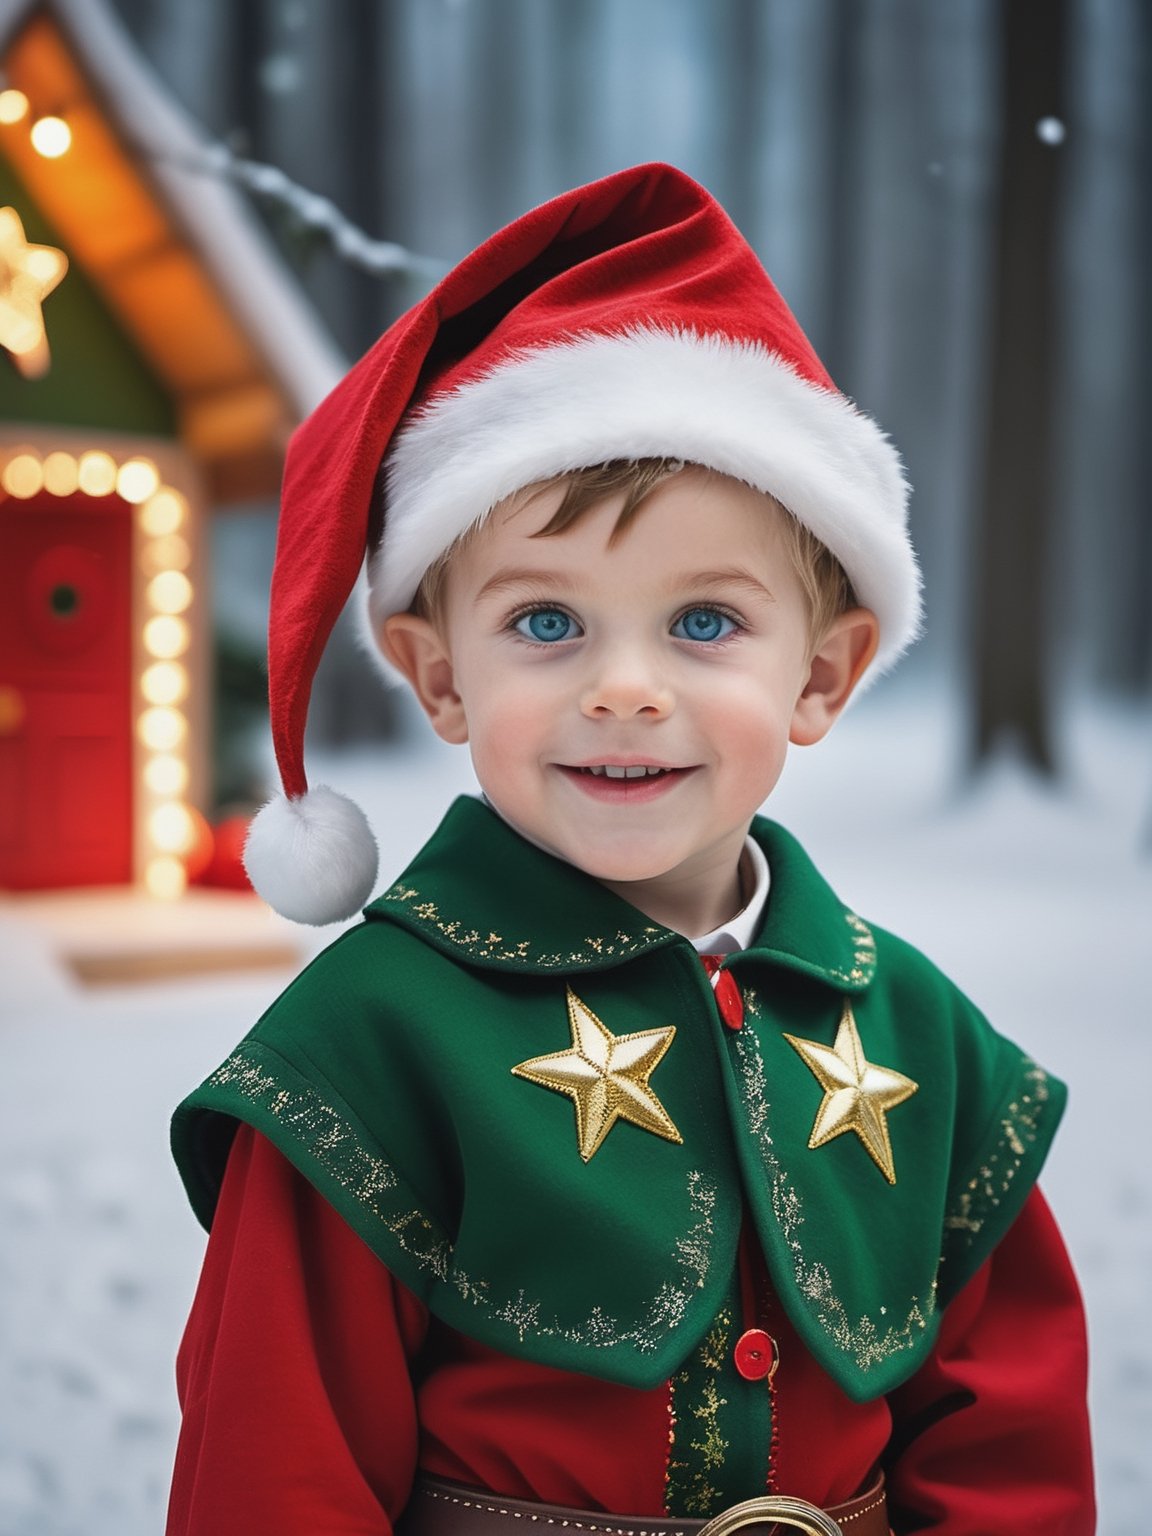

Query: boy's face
[385,468,876,922]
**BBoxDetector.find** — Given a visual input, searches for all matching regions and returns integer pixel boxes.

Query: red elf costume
[167,164,1095,1536]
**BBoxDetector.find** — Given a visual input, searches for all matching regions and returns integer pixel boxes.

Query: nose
[579,641,675,720]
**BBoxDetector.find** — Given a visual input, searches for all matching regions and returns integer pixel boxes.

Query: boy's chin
[562,842,694,889]
[486,801,717,888]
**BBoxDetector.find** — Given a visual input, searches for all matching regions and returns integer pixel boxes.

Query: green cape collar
[175,796,1064,1403]
[367,796,876,992]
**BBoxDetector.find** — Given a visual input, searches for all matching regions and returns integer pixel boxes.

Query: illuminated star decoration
[784,1002,918,1185]
[0,206,68,380]
[512,987,682,1162]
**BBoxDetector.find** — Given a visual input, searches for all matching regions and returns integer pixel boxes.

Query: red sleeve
[167,1123,430,1536]
[884,1187,1095,1534]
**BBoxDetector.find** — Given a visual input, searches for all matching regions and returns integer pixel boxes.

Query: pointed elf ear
[382,613,469,745]
[790,608,881,747]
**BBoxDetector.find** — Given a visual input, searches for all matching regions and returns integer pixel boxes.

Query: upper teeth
[587,765,669,778]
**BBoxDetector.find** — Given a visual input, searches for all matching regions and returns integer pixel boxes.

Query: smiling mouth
[558,763,694,798]
[576,764,676,780]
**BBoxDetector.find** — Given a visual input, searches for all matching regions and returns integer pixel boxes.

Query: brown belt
[403,1473,889,1536]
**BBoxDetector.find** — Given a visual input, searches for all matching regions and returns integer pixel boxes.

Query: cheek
[459,679,548,782]
[731,713,791,785]
[696,671,796,784]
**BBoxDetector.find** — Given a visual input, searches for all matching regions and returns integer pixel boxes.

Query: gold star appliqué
[0,207,68,380]
[512,987,682,1162]
[784,1002,918,1184]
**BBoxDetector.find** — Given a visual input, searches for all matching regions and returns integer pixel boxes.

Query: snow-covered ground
[1,686,1148,1535]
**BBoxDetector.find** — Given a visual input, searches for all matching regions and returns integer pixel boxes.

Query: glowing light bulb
[139,489,186,536]
[116,458,160,504]
[143,615,190,659]
[150,802,195,853]
[146,570,193,615]
[146,855,187,900]
[144,754,189,796]
[142,534,191,575]
[141,661,188,706]
[77,451,117,495]
[30,115,71,158]
[138,706,186,751]
[0,90,29,125]
[1,453,42,498]
[42,451,78,496]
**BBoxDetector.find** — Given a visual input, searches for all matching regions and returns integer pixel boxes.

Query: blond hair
[412,458,856,645]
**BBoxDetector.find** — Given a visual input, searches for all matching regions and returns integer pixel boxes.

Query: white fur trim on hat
[244,784,378,925]
[367,326,920,678]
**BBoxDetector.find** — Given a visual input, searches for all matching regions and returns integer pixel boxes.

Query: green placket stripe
[664,1271,773,1516]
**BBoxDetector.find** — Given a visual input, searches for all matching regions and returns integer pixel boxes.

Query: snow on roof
[0,0,346,419]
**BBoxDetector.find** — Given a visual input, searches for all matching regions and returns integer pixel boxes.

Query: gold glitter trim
[665,1306,733,1517]
[733,1006,936,1374]
[207,1047,453,1275]
[486,1169,717,1354]
[209,1044,716,1357]
[380,883,664,969]
[829,911,877,987]
[943,1058,1053,1247]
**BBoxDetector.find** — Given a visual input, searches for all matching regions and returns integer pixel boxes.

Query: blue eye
[515,609,578,643]
[672,608,737,643]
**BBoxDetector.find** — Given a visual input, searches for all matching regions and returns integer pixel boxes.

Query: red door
[0,490,134,888]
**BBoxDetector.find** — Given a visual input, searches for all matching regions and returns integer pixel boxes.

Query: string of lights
[1,449,202,899]
[146,140,446,282]
[0,81,443,283]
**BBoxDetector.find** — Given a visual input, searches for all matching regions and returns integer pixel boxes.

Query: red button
[712,969,744,1031]
[734,1328,777,1382]
[699,955,744,1030]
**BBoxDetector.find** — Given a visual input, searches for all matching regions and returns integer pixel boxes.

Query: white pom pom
[243,785,379,925]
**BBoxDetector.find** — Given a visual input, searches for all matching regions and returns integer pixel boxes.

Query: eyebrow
[474,568,581,603]
[677,568,778,604]
[474,565,777,605]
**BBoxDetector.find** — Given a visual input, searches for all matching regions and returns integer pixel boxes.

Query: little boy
[167,165,1094,1534]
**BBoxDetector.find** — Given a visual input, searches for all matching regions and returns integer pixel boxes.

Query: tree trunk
[822,0,864,384]
[970,0,1068,772]
[1125,0,1152,694]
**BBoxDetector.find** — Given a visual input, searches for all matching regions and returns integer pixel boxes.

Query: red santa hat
[244,162,918,925]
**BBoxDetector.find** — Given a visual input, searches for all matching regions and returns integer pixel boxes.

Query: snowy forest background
[112,0,1151,768]
[2,2,1151,1534]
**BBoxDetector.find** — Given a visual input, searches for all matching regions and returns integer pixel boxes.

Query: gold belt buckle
[697,1494,844,1536]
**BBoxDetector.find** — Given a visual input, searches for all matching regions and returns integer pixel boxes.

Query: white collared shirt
[690,835,770,955]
